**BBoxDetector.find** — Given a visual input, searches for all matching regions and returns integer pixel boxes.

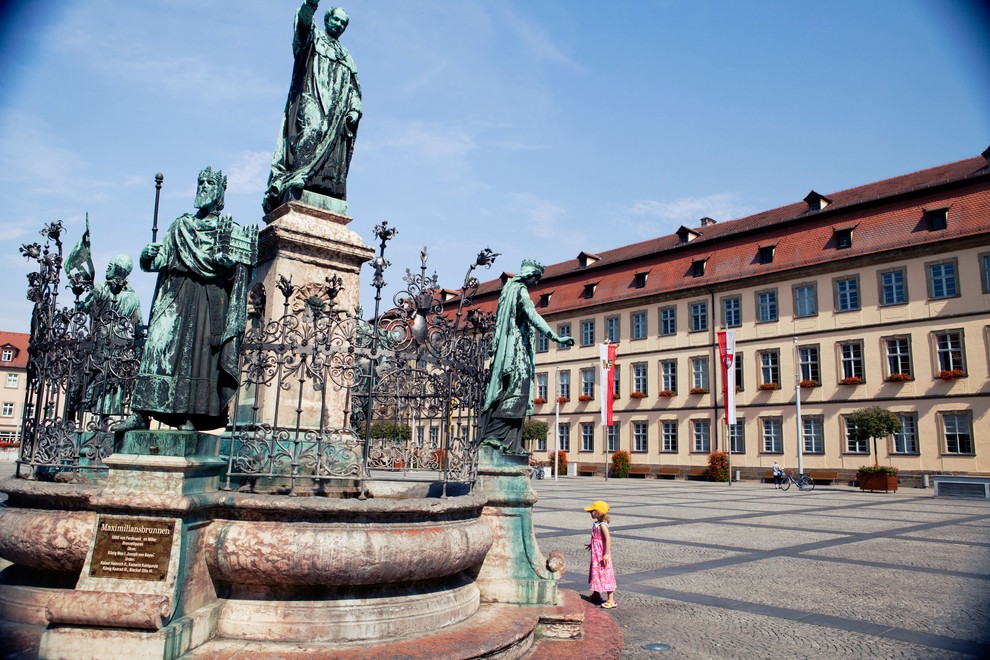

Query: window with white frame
[759,350,780,388]
[536,333,549,353]
[799,346,819,385]
[722,296,741,328]
[839,342,864,381]
[756,289,778,322]
[941,412,973,454]
[1,350,12,362]
[557,323,572,350]
[606,423,619,452]
[558,370,571,399]
[734,352,744,391]
[934,330,965,373]
[879,269,907,305]
[536,372,548,400]
[633,421,649,452]
[605,316,620,342]
[662,421,677,452]
[893,413,918,454]
[691,357,709,391]
[581,368,595,399]
[661,360,677,393]
[692,419,710,452]
[612,364,621,397]
[844,418,868,453]
[793,283,817,317]
[689,301,708,332]
[835,276,860,311]
[5,373,17,388]
[927,260,959,299]
[557,423,571,452]
[761,417,782,453]
[582,423,595,452]
[660,307,676,336]
[429,427,439,444]
[416,426,425,444]
[803,416,824,454]
[885,337,912,378]
[632,362,648,396]
[728,421,744,454]
[631,311,647,340]
[581,320,595,346]
[0,402,13,417]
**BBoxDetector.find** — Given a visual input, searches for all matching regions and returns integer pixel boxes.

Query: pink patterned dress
[588,521,617,592]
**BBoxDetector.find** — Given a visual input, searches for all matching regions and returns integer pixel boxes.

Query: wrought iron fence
[14,220,497,494]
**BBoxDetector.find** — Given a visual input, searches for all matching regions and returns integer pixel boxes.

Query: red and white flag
[717,330,736,421]
[599,343,617,426]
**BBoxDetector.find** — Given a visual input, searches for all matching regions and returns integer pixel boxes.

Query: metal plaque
[90,516,175,581]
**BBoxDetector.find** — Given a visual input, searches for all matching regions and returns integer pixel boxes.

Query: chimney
[700,217,717,227]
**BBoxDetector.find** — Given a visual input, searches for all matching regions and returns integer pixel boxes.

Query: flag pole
[554,366,560,481]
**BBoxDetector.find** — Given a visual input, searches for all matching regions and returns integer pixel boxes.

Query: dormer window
[633,272,648,289]
[583,283,598,299]
[758,245,775,265]
[691,259,708,278]
[1,349,12,362]
[804,191,833,212]
[577,251,600,268]
[537,292,552,308]
[676,226,701,244]
[835,228,853,250]
[924,208,948,231]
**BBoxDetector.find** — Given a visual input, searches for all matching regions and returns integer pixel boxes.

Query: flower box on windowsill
[532,397,546,405]
[840,376,863,386]
[578,394,593,402]
[885,373,914,383]
[658,390,676,398]
[689,387,709,395]
[758,382,780,391]
[936,369,967,381]
[799,379,818,388]
[557,396,570,404]
[629,391,646,399]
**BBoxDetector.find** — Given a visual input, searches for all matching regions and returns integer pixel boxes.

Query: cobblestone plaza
[533,477,990,659]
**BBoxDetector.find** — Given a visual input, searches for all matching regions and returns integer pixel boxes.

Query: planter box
[858,473,898,492]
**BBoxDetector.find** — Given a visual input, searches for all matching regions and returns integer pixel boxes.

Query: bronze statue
[479,260,574,454]
[123,167,257,431]
[263,1,362,213]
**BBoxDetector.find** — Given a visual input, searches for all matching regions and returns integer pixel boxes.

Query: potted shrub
[758,382,780,391]
[578,394,593,402]
[846,406,902,485]
[708,451,729,482]
[885,372,914,383]
[856,465,899,492]
[689,387,709,395]
[840,376,863,386]
[936,368,967,381]
[547,450,568,477]
[799,379,818,388]
[630,391,646,399]
[658,389,676,398]
[611,450,631,478]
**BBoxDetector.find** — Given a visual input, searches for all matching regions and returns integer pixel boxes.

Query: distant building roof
[0,331,30,369]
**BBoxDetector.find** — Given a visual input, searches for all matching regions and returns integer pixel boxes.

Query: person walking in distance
[772,460,784,489]
[584,500,617,609]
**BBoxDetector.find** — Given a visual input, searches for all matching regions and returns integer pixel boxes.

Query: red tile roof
[0,332,30,369]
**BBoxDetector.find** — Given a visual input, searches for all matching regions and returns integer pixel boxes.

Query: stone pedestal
[473,446,561,605]
[245,201,375,431]
[38,431,225,660]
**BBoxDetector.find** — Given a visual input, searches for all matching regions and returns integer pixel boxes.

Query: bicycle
[780,471,815,492]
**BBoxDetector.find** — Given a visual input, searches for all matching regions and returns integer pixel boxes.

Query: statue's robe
[478,276,554,453]
[132,213,250,430]
[263,1,362,213]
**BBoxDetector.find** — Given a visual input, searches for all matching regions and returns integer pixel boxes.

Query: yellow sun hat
[584,500,610,514]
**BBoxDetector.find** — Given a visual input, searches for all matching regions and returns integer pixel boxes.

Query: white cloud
[499,8,582,70]
[226,150,271,195]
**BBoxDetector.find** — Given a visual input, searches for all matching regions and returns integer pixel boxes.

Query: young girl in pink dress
[584,500,617,608]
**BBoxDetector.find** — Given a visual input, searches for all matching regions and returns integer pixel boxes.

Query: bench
[684,467,708,480]
[628,465,652,478]
[655,466,680,479]
[577,463,605,477]
[808,470,839,485]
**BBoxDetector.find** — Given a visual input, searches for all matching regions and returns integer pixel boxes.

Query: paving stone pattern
[533,478,990,660]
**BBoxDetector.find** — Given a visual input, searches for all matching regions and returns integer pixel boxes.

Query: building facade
[0,332,29,446]
[471,149,990,482]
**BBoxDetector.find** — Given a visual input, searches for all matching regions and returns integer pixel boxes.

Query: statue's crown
[199,166,228,191]
[520,259,545,272]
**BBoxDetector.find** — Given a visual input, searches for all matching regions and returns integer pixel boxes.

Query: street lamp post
[793,337,804,477]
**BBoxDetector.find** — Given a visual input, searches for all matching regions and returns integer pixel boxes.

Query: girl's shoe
[601,601,617,609]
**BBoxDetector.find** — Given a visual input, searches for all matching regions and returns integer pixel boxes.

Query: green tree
[846,407,902,466]
[523,420,549,452]
[370,421,412,441]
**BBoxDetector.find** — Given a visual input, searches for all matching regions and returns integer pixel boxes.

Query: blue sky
[1,0,987,332]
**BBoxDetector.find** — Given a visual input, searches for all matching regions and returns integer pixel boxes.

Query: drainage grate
[936,482,989,499]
